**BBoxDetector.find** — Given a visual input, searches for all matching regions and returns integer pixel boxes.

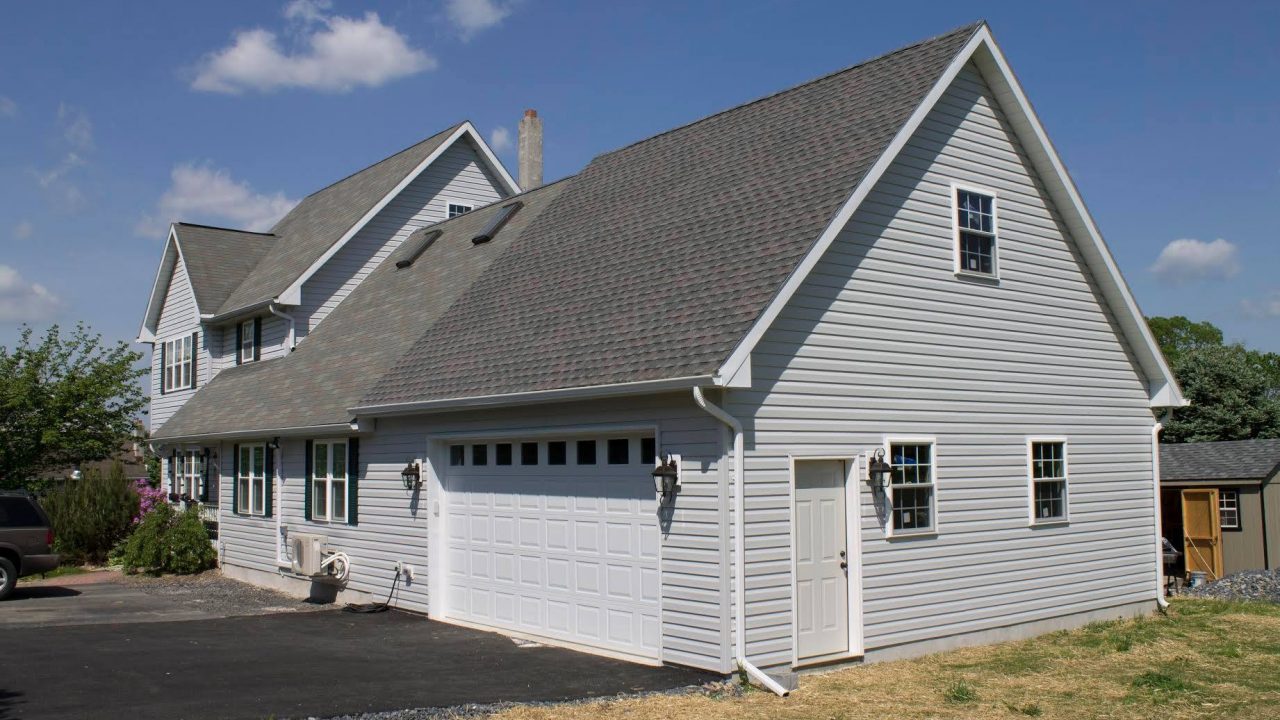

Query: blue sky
[1,0,1277,358]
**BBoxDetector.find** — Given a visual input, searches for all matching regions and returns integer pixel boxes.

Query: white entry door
[443,434,661,661]
[794,459,850,662]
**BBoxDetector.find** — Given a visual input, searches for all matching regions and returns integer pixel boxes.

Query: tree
[1147,316,1280,442]
[0,324,146,488]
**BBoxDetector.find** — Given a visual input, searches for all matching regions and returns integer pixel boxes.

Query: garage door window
[548,441,567,465]
[496,443,513,465]
[576,440,596,465]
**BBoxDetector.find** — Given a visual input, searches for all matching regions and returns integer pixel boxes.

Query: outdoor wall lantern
[652,454,680,502]
[400,461,422,490]
[867,448,893,490]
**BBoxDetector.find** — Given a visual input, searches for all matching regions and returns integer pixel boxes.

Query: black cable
[343,568,400,613]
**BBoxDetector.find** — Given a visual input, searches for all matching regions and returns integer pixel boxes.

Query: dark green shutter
[159,342,167,394]
[304,440,314,521]
[264,444,275,517]
[252,318,261,362]
[235,324,243,365]
[347,438,359,526]
[169,450,177,493]
[190,331,199,388]
[199,448,211,502]
[231,444,240,514]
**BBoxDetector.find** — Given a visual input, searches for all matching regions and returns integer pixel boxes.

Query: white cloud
[1241,291,1280,319]
[136,163,299,237]
[445,0,517,39]
[489,126,512,152]
[1150,238,1240,284]
[32,103,93,208]
[191,2,435,94]
[0,265,62,323]
[57,103,93,150]
[12,220,33,240]
[0,95,16,118]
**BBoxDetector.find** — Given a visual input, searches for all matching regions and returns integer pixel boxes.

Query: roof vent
[395,229,442,269]
[471,201,524,245]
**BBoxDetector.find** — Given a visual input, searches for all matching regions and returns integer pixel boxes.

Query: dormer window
[447,202,473,218]
[953,186,998,278]
[237,318,261,365]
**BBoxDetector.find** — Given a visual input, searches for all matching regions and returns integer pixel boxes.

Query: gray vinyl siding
[727,63,1158,667]
[213,394,731,673]
[297,139,506,340]
[150,259,209,430]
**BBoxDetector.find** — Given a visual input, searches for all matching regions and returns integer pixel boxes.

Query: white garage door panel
[445,435,660,660]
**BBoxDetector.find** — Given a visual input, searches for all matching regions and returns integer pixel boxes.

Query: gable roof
[173,223,277,312]
[1160,439,1280,482]
[152,180,570,440]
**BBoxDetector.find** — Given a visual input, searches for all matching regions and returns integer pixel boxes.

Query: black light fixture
[268,437,280,450]
[651,454,680,501]
[867,448,892,490]
[400,461,422,490]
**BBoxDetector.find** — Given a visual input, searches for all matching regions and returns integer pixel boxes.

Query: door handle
[839,561,848,570]
[839,550,846,558]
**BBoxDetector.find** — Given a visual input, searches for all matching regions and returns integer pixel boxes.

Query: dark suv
[0,490,58,599]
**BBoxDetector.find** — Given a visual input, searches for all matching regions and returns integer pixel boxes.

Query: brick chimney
[518,109,542,190]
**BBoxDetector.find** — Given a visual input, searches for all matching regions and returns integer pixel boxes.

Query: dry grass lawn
[494,599,1280,720]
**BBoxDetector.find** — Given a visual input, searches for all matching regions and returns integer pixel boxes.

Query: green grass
[942,681,976,703]
[35,565,89,580]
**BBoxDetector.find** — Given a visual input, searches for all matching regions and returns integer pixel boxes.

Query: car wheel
[0,556,15,601]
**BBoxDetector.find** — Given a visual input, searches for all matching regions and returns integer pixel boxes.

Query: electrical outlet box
[402,564,415,581]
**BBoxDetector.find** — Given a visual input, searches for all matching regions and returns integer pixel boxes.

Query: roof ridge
[175,221,277,237]
[594,20,985,162]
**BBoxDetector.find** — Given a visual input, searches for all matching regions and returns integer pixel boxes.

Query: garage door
[444,434,661,661]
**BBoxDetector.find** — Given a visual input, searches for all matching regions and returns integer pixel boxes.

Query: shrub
[41,461,139,564]
[133,478,166,522]
[118,503,216,575]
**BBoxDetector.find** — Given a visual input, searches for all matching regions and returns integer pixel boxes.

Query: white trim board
[713,25,1184,409]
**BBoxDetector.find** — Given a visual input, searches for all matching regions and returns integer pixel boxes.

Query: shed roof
[1160,439,1280,482]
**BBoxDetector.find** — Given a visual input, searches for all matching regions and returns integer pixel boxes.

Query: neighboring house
[1160,439,1280,581]
[137,122,517,526]
[142,22,1185,687]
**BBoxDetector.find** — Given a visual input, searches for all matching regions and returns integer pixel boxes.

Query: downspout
[692,386,790,697]
[1151,418,1169,610]
[268,303,296,351]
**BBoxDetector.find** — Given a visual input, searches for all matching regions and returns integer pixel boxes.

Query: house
[1160,439,1280,582]
[140,22,1184,689]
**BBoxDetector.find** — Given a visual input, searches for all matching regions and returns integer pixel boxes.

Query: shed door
[443,434,660,661]
[1181,489,1223,580]
[794,459,850,663]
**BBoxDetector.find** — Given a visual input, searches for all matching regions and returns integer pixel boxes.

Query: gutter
[201,299,277,325]
[692,386,790,697]
[151,422,354,446]
[1151,419,1169,610]
[268,303,297,351]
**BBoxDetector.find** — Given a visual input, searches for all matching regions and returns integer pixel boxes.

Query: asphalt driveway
[1,585,712,720]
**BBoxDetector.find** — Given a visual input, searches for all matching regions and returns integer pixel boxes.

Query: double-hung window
[887,440,936,535]
[311,440,348,523]
[240,319,256,363]
[162,335,195,392]
[1029,439,1069,523]
[1219,489,1240,530]
[177,450,202,499]
[954,186,998,277]
[447,202,473,218]
[237,444,267,516]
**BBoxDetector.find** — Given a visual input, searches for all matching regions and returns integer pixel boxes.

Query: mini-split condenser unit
[290,532,328,577]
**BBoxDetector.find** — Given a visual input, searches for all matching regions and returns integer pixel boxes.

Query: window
[239,319,257,363]
[548,441,567,465]
[311,441,348,523]
[1219,489,1240,530]
[521,442,539,465]
[640,437,656,466]
[447,202,473,218]
[450,445,465,466]
[1029,440,1069,523]
[177,450,203,499]
[0,497,45,527]
[237,444,267,516]
[607,438,630,465]
[954,187,997,277]
[577,440,596,465]
[162,334,195,392]
[888,441,936,534]
[472,444,488,466]
[496,443,513,466]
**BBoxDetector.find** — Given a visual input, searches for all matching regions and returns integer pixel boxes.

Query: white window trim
[162,335,194,392]
[950,181,1001,280]
[239,319,256,364]
[237,443,268,517]
[310,439,348,524]
[1219,489,1240,530]
[444,199,474,219]
[178,449,202,499]
[1026,437,1070,526]
[883,436,939,538]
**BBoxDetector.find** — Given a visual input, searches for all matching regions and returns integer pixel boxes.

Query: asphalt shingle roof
[173,223,277,313]
[358,22,981,408]
[1160,439,1280,482]
[213,124,464,316]
[153,181,570,439]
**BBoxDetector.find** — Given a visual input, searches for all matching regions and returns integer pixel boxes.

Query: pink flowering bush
[134,479,167,524]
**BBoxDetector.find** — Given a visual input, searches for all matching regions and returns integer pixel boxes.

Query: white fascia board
[714,25,1185,409]
[137,226,187,343]
[152,422,355,446]
[275,123,521,307]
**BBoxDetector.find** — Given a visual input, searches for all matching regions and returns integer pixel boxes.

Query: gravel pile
[1182,569,1280,603]
[308,680,743,720]
[119,570,330,616]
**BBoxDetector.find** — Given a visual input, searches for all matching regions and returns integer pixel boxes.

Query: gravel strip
[308,680,743,720]
[1181,569,1280,603]
[118,570,331,616]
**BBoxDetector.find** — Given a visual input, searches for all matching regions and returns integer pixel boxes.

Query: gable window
[237,444,268,516]
[162,334,195,393]
[954,187,998,277]
[447,202,473,218]
[236,318,260,365]
[1219,489,1240,530]
[311,440,348,523]
[1029,439,1069,523]
[887,440,936,535]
